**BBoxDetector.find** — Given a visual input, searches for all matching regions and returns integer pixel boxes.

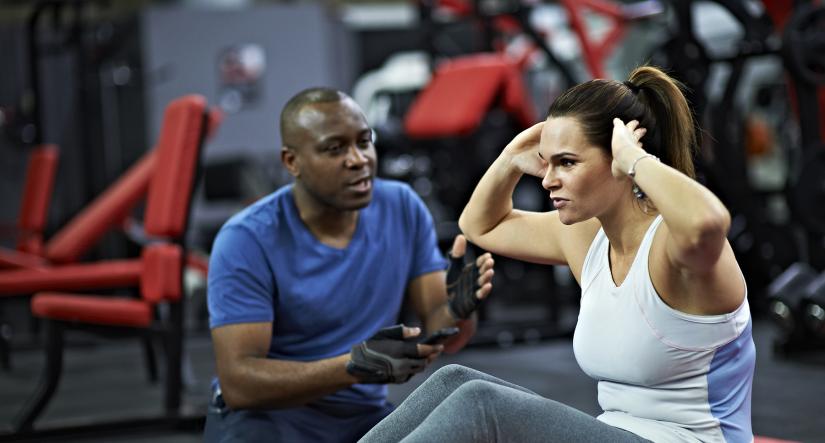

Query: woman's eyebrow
[550,151,578,160]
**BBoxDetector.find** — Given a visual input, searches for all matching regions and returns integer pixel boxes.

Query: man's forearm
[426,303,476,353]
[219,353,358,410]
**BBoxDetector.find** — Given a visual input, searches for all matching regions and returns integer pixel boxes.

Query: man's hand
[347,325,439,384]
[446,235,494,319]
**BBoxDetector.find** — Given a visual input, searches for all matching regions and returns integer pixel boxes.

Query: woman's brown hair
[547,66,697,179]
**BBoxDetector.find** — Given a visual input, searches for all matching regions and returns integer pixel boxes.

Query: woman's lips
[552,198,569,209]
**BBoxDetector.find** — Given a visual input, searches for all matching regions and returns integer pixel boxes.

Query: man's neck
[292,185,359,248]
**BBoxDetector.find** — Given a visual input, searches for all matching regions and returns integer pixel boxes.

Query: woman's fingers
[513,121,544,148]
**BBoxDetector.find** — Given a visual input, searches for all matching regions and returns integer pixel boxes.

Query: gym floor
[0,316,822,442]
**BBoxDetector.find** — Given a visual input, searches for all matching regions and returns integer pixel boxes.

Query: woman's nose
[542,169,558,190]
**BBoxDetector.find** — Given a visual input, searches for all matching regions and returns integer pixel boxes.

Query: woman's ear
[281,146,300,178]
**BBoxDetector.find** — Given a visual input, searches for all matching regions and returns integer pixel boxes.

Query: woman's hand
[502,121,547,178]
[611,118,647,178]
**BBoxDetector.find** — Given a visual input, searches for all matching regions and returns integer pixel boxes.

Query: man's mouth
[348,177,373,193]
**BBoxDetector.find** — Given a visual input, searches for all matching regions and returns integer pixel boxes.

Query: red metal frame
[560,0,627,79]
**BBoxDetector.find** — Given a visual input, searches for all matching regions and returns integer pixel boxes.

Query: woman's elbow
[457,213,476,243]
[699,205,731,241]
[685,212,730,268]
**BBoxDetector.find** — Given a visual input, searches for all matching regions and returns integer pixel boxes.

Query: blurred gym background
[0,0,823,441]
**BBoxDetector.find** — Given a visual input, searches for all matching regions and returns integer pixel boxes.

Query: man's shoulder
[221,185,292,236]
[373,177,410,195]
[372,178,418,206]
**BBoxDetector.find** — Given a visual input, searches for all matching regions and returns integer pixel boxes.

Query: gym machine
[767,1,825,355]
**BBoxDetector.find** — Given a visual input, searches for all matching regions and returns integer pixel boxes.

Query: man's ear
[281,146,300,177]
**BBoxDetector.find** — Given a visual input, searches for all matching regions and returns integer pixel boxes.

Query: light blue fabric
[708,319,756,442]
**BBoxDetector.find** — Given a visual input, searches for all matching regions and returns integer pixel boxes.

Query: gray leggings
[359,364,651,443]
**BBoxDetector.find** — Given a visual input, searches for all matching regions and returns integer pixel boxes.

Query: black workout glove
[346,325,426,384]
[446,249,481,320]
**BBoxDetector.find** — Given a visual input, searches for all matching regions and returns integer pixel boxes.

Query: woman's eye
[560,159,575,167]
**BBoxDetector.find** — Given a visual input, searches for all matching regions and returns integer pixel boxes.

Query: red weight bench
[6,94,210,435]
[0,110,220,274]
[0,144,59,370]
[12,244,184,434]
[0,147,154,270]
[0,144,60,269]
[0,95,219,296]
[404,53,536,139]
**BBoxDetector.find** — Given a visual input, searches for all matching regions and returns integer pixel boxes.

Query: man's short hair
[280,87,347,148]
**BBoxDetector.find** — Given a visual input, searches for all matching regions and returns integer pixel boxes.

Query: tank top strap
[634,215,664,271]
[581,226,609,292]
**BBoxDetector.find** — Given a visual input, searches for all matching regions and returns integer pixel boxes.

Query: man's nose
[345,144,368,168]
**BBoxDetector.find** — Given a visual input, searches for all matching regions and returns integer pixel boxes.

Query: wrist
[342,353,361,384]
[496,151,525,178]
[622,150,655,176]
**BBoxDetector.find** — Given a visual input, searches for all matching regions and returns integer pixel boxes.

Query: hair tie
[623,80,639,94]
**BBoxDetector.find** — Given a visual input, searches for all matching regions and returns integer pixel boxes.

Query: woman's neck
[598,198,658,256]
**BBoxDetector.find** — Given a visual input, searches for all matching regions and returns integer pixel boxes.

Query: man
[204,87,494,442]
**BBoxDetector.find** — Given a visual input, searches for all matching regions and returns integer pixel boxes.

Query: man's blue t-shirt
[208,178,447,407]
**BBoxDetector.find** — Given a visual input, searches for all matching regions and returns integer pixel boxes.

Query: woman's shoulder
[648,218,747,316]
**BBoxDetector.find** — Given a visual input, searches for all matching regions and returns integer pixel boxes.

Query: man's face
[284,97,377,212]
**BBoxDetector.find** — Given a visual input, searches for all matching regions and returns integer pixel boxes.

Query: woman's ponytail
[627,66,697,179]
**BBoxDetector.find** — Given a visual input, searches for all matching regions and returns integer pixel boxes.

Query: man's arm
[211,322,358,410]
[407,235,494,353]
[407,271,474,353]
[213,322,435,410]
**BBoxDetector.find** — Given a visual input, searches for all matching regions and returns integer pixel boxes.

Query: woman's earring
[632,183,645,200]
[633,183,650,213]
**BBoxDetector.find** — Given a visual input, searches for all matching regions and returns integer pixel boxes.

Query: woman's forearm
[625,150,730,260]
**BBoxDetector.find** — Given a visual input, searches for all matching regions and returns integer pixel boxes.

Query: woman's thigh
[402,379,650,443]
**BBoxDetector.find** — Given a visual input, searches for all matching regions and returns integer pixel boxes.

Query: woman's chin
[557,210,575,225]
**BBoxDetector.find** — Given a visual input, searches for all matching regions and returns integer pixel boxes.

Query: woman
[360,66,754,443]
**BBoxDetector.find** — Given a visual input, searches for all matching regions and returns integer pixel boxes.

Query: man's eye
[326,145,343,153]
[358,139,371,148]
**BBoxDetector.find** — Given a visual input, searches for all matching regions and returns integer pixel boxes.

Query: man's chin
[340,191,373,211]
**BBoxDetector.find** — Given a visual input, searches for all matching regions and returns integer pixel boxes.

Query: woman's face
[538,117,625,224]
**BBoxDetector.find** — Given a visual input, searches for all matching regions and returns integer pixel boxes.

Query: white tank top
[574,215,755,443]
